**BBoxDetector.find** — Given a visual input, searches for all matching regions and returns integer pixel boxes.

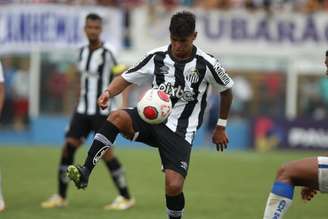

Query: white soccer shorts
[318,156,328,193]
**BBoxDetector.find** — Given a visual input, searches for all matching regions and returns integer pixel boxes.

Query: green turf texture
[0,147,327,219]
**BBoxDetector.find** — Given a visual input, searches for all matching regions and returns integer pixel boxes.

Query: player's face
[170,32,197,60]
[84,19,102,44]
[325,55,328,75]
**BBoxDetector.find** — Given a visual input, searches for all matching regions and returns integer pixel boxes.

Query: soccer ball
[137,88,172,124]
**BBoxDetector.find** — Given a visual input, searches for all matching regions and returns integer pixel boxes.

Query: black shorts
[65,112,107,140]
[124,108,192,177]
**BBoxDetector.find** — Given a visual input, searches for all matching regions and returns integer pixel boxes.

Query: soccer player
[262,51,328,219]
[41,13,135,210]
[0,60,5,212]
[67,11,233,218]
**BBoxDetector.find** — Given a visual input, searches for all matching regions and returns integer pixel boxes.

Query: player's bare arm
[112,64,131,108]
[212,88,233,151]
[98,75,131,109]
[121,86,132,108]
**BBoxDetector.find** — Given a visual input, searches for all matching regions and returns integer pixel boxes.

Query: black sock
[84,121,119,174]
[166,193,185,219]
[105,157,131,199]
[58,142,77,199]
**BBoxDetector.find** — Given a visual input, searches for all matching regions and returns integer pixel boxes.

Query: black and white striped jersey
[76,43,117,115]
[122,45,234,144]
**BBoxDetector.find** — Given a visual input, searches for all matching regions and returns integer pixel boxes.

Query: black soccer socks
[84,121,119,174]
[58,142,77,198]
[166,193,185,219]
[105,157,131,199]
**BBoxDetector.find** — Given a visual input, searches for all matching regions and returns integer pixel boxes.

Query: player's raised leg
[263,157,319,219]
[67,110,134,189]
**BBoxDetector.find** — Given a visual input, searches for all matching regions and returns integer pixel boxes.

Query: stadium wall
[0,116,251,150]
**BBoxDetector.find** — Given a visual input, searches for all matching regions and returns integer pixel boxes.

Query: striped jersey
[76,43,117,115]
[122,45,234,144]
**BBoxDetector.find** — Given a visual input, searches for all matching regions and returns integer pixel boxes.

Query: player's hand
[212,126,229,152]
[301,187,317,202]
[98,90,111,110]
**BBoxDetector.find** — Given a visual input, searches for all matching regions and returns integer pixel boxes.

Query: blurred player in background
[41,13,135,210]
[0,60,5,212]
[262,50,328,219]
[67,11,233,219]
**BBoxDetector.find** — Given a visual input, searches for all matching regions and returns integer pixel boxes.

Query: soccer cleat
[67,165,89,189]
[104,196,136,210]
[41,194,67,208]
[0,199,5,212]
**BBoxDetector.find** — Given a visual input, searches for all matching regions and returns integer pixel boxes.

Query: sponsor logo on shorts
[180,161,188,171]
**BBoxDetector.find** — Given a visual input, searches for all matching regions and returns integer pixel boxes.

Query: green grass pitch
[0,146,327,219]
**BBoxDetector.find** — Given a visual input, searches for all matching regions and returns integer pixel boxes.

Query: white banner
[132,9,328,56]
[0,4,123,54]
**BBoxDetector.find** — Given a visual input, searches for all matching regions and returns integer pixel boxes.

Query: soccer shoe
[104,196,136,210]
[41,194,67,208]
[67,165,89,189]
[0,199,5,212]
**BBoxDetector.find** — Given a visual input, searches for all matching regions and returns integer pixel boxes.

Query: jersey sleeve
[121,53,155,86]
[205,58,233,92]
[0,61,4,83]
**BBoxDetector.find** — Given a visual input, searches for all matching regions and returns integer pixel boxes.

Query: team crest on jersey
[185,69,199,84]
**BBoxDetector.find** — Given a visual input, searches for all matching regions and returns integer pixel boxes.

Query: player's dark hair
[86,13,102,23]
[326,50,328,57]
[169,11,195,38]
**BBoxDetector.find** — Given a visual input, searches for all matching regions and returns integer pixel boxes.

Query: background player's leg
[58,138,81,198]
[102,150,135,210]
[263,157,318,219]
[165,170,185,219]
[41,138,81,208]
[103,150,131,199]
[42,112,90,208]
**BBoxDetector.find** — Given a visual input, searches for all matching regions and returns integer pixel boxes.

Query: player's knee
[108,110,127,127]
[166,180,183,195]
[107,110,134,138]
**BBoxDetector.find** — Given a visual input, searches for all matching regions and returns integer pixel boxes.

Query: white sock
[263,193,292,219]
